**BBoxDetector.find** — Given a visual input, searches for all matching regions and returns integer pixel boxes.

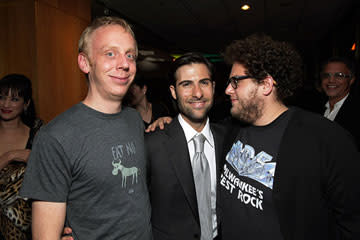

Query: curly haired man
[219,34,360,240]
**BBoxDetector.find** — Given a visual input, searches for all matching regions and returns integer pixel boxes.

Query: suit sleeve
[323,128,360,239]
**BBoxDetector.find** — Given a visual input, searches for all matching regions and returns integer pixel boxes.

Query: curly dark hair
[224,33,303,101]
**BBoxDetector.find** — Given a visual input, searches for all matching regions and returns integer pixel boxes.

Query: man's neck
[179,114,208,133]
[254,102,288,126]
[328,93,349,111]
[82,95,122,114]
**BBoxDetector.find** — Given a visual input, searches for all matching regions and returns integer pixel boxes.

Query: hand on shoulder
[145,116,173,132]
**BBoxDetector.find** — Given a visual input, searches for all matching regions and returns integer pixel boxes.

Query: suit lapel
[210,124,224,174]
[165,119,200,222]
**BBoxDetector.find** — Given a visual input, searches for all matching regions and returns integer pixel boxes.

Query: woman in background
[127,74,171,128]
[0,74,43,240]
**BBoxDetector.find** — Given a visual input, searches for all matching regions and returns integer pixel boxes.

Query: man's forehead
[324,62,349,72]
[176,63,210,75]
[231,62,247,73]
[91,25,135,45]
[86,26,136,57]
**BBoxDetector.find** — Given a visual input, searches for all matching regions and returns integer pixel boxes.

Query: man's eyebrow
[178,79,193,85]
[199,78,212,81]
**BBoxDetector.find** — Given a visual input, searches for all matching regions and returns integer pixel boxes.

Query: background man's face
[321,62,354,102]
[81,24,137,102]
[170,63,214,125]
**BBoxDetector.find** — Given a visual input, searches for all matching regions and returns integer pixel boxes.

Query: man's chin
[186,113,208,124]
[231,109,251,124]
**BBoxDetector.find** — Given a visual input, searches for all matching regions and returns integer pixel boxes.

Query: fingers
[163,117,172,124]
[158,121,165,130]
[145,116,173,132]
[63,227,72,235]
[145,124,155,133]
[61,227,73,240]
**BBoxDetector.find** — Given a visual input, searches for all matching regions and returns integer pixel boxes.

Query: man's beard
[177,97,213,124]
[231,92,264,124]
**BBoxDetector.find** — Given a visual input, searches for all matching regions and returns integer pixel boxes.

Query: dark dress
[0,119,43,240]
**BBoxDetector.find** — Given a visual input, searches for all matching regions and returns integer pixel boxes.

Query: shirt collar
[177,114,214,148]
[325,93,349,109]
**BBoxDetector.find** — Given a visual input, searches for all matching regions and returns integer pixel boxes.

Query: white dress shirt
[324,94,349,121]
[177,114,218,238]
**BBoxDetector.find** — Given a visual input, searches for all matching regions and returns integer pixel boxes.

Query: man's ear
[212,81,216,94]
[262,76,276,96]
[78,53,91,74]
[350,76,355,86]
[169,85,177,100]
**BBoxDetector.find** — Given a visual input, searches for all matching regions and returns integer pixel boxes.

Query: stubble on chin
[231,98,263,124]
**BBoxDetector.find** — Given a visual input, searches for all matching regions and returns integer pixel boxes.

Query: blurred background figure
[0,74,43,239]
[319,56,359,149]
[126,74,171,128]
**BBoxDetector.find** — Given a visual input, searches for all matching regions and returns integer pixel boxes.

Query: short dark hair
[321,56,356,76]
[168,52,214,86]
[224,33,303,101]
[0,74,37,127]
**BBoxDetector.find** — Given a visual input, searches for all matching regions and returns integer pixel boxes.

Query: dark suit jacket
[221,108,360,240]
[146,118,225,240]
[320,92,360,149]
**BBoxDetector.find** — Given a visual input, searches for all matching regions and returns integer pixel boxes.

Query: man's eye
[335,72,345,78]
[11,97,19,102]
[106,52,114,57]
[126,53,136,60]
[180,82,191,87]
[200,80,210,85]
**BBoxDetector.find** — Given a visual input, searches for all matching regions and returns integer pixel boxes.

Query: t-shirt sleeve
[20,129,72,202]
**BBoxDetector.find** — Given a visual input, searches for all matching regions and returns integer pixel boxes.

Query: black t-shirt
[220,109,293,240]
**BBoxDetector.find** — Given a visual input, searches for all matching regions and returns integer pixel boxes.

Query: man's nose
[192,84,203,98]
[117,55,130,70]
[225,82,234,95]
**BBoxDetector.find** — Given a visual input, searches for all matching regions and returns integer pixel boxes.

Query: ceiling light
[241,4,251,11]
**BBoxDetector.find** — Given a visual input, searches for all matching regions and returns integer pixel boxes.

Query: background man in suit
[320,56,360,149]
[146,52,224,240]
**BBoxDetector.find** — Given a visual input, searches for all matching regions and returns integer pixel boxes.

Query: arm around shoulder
[32,201,66,240]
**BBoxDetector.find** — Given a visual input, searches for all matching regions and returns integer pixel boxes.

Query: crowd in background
[0,15,359,240]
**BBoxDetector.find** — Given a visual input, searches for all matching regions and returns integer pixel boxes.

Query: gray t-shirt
[20,103,152,240]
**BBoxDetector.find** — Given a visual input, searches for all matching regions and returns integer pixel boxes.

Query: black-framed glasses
[227,75,252,89]
[320,72,352,81]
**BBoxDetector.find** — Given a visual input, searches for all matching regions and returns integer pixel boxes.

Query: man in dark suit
[320,56,360,149]
[146,52,224,240]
